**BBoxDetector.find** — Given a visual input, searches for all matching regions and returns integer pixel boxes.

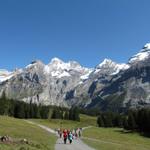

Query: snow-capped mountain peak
[94,58,129,75]
[129,43,150,64]
[111,63,130,75]
[48,58,69,71]
[49,58,83,71]
[44,57,91,78]
[142,43,150,50]
[0,69,14,82]
[68,61,81,68]
[96,58,113,69]
[25,60,44,69]
[50,57,64,64]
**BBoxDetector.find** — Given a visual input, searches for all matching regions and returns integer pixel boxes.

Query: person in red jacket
[63,129,68,144]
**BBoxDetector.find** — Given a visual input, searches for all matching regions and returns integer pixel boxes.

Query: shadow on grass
[114,129,133,134]
[114,128,150,138]
[140,132,150,138]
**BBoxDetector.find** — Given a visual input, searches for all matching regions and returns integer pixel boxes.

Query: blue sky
[0,0,150,70]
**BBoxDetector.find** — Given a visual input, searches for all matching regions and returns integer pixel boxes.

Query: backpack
[63,132,67,138]
[68,133,73,140]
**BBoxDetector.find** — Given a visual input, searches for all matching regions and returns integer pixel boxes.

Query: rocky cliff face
[0,58,92,107]
[1,43,150,112]
[85,43,150,112]
[66,59,129,107]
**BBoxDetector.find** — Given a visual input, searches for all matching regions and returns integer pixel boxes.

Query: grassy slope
[82,127,150,150]
[3,114,150,150]
[30,114,97,130]
[0,116,57,150]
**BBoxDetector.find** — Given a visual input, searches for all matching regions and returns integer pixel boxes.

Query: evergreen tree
[123,117,129,130]
[137,108,145,132]
[51,108,57,119]
[64,111,69,120]
[0,92,9,115]
[142,108,150,133]
[127,112,137,130]
[40,106,49,119]
[73,107,80,121]
[69,107,73,120]
[97,115,104,127]
[102,112,113,127]
[24,103,30,118]
[33,104,38,118]
[48,108,53,119]
[8,99,15,116]
[113,114,124,127]
[14,102,25,118]
[69,107,80,121]
[29,102,34,118]
[59,110,64,119]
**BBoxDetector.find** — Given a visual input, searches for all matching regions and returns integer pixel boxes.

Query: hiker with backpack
[68,131,73,144]
[63,129,68,144]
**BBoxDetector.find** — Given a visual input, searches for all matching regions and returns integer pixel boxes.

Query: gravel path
[55,137,95,150]
[25,120,95,150]
[25,120,56,134]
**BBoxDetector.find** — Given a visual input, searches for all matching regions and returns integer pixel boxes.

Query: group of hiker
[57,128,82,144]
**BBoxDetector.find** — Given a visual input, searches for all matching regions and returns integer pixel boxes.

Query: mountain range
[1,43,150,112]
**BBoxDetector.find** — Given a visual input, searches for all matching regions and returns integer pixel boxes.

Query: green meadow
[30,114,97,130]
[0,115,150,150]
[82,127,150,150]
[0,116,57,150]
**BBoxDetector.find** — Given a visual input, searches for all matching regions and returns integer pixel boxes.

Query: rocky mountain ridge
[1,43,150,112]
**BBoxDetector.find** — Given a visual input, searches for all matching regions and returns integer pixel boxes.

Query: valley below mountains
[1,43,150,112]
